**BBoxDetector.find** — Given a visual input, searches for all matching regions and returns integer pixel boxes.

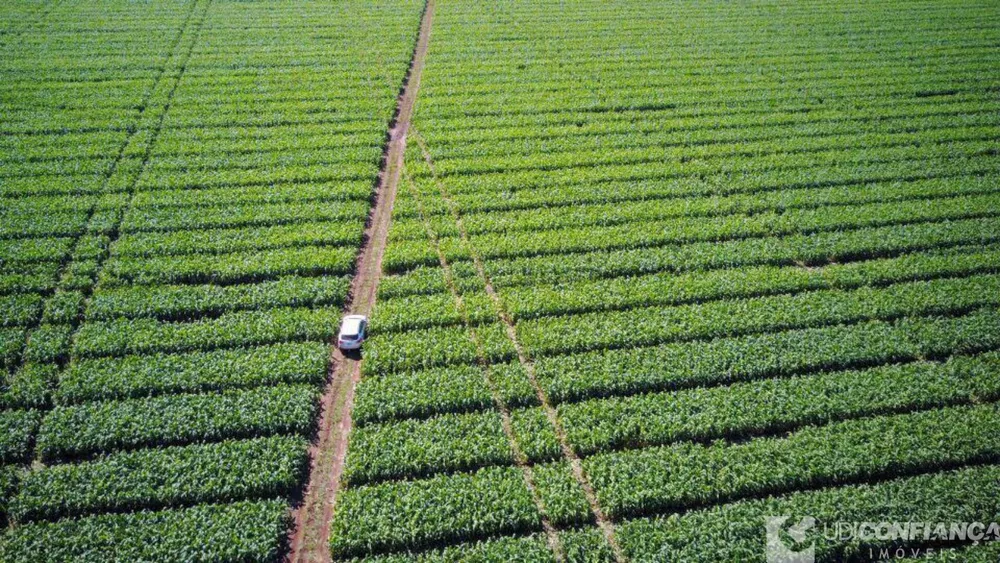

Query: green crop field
[0,0,425,560]
[2,0,1000,561]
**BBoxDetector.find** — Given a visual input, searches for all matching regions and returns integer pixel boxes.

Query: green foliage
[509,407,562,463]
[0,499,292,562]
[344,411,513,486]
[561,350,1000,455]
[586,403,1000,520]
[537,306,1000,403]
[615,465,1000,561]
[0,409,41,464]
[88,276,349,321]
[121,200,369,233]
[1,363,57,410]
[22,324,72,364]
[330,465,541,558]
[519,274,1000,357]
[364,323,516,376]
[113,222,364,258]
[37,384,319,461]
[531,462,592,527]
[0,294,42,327]
[0,328,26,371]
[483,217,1000,289]
[99,245,357,286]
[353,361,537,425]
[501,246,1000,320]
[349,534,554,563]
[56,342,329,404]
[559,529,616,563]
[73,307,340,358]
[40,291,85,325]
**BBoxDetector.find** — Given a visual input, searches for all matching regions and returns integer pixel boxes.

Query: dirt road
[286,1,435,560]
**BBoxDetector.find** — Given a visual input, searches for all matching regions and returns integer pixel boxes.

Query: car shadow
[342,348,363,361]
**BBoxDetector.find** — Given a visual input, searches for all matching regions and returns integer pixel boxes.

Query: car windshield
[341,332,358,339]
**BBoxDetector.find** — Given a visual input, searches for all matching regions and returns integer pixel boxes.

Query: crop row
[363,322,515,376]
[378,245,1000,333]
[133,161,376,192]
[0,499,292,563]
[154,103,398,132]
[416,125,998,178]
[418,65,1000,120]
[0,294,42,327]
[1,364,56,411]
[423,80,1000,127]
[499,245,1000,321]
[386,190,1000,272]
[0,236,74,264]
[87,275,350,322]
[586,402,1000,520]
[330,462,590,558]
[72,306,340,358]
[130,179,373,210]
[464,191,1000,264]
[435,162,1000,225]
[425,105,1000,159]
[451,171,1000,237]
[344,407,560,485]
[120,199,370,233]
[10,435,308,523]
[482,217,1000,291]
[0,172,119,198]
[561,350,1000,455]
[55,341,329,404]
[0,328,26,371]
[392,164,1000,238]
[99,245,357,287]
[0,262,61,295]
[352,362,536,426]
[0,209,91,240]
[36,384,319,461]
[112,221,363,258]
[152,126,381,157]
[536,304,1000,405]
[616,464,1000,561]
[372,291,494,333]
[436,147,996,199]
[518,273,1000,357]
[144,145,383,174]
[423,92,999,145]
[0,410,41,465]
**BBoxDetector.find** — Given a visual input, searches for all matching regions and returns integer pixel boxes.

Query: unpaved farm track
[286,1,435,561]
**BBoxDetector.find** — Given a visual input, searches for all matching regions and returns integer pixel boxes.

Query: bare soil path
[287,2,435,561]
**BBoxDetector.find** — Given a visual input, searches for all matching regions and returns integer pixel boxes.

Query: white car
[337,314,368,350]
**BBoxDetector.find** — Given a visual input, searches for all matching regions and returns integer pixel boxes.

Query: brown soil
[286,2,436,561]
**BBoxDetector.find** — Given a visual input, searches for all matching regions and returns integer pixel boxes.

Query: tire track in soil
[411,129,628,562]
[286,1,435,561]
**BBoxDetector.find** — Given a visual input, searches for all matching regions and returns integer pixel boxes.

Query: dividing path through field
[288,1,436,561]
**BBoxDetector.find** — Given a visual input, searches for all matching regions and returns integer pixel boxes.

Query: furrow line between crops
[411,128,628,563]
[402,167,566,561]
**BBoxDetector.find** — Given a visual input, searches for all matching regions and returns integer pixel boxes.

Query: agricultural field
[3,0,1000,562]
[0,0,424,560]
[338,0,1000,561]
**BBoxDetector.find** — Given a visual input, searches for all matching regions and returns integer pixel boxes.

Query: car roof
[341,315,366,331]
